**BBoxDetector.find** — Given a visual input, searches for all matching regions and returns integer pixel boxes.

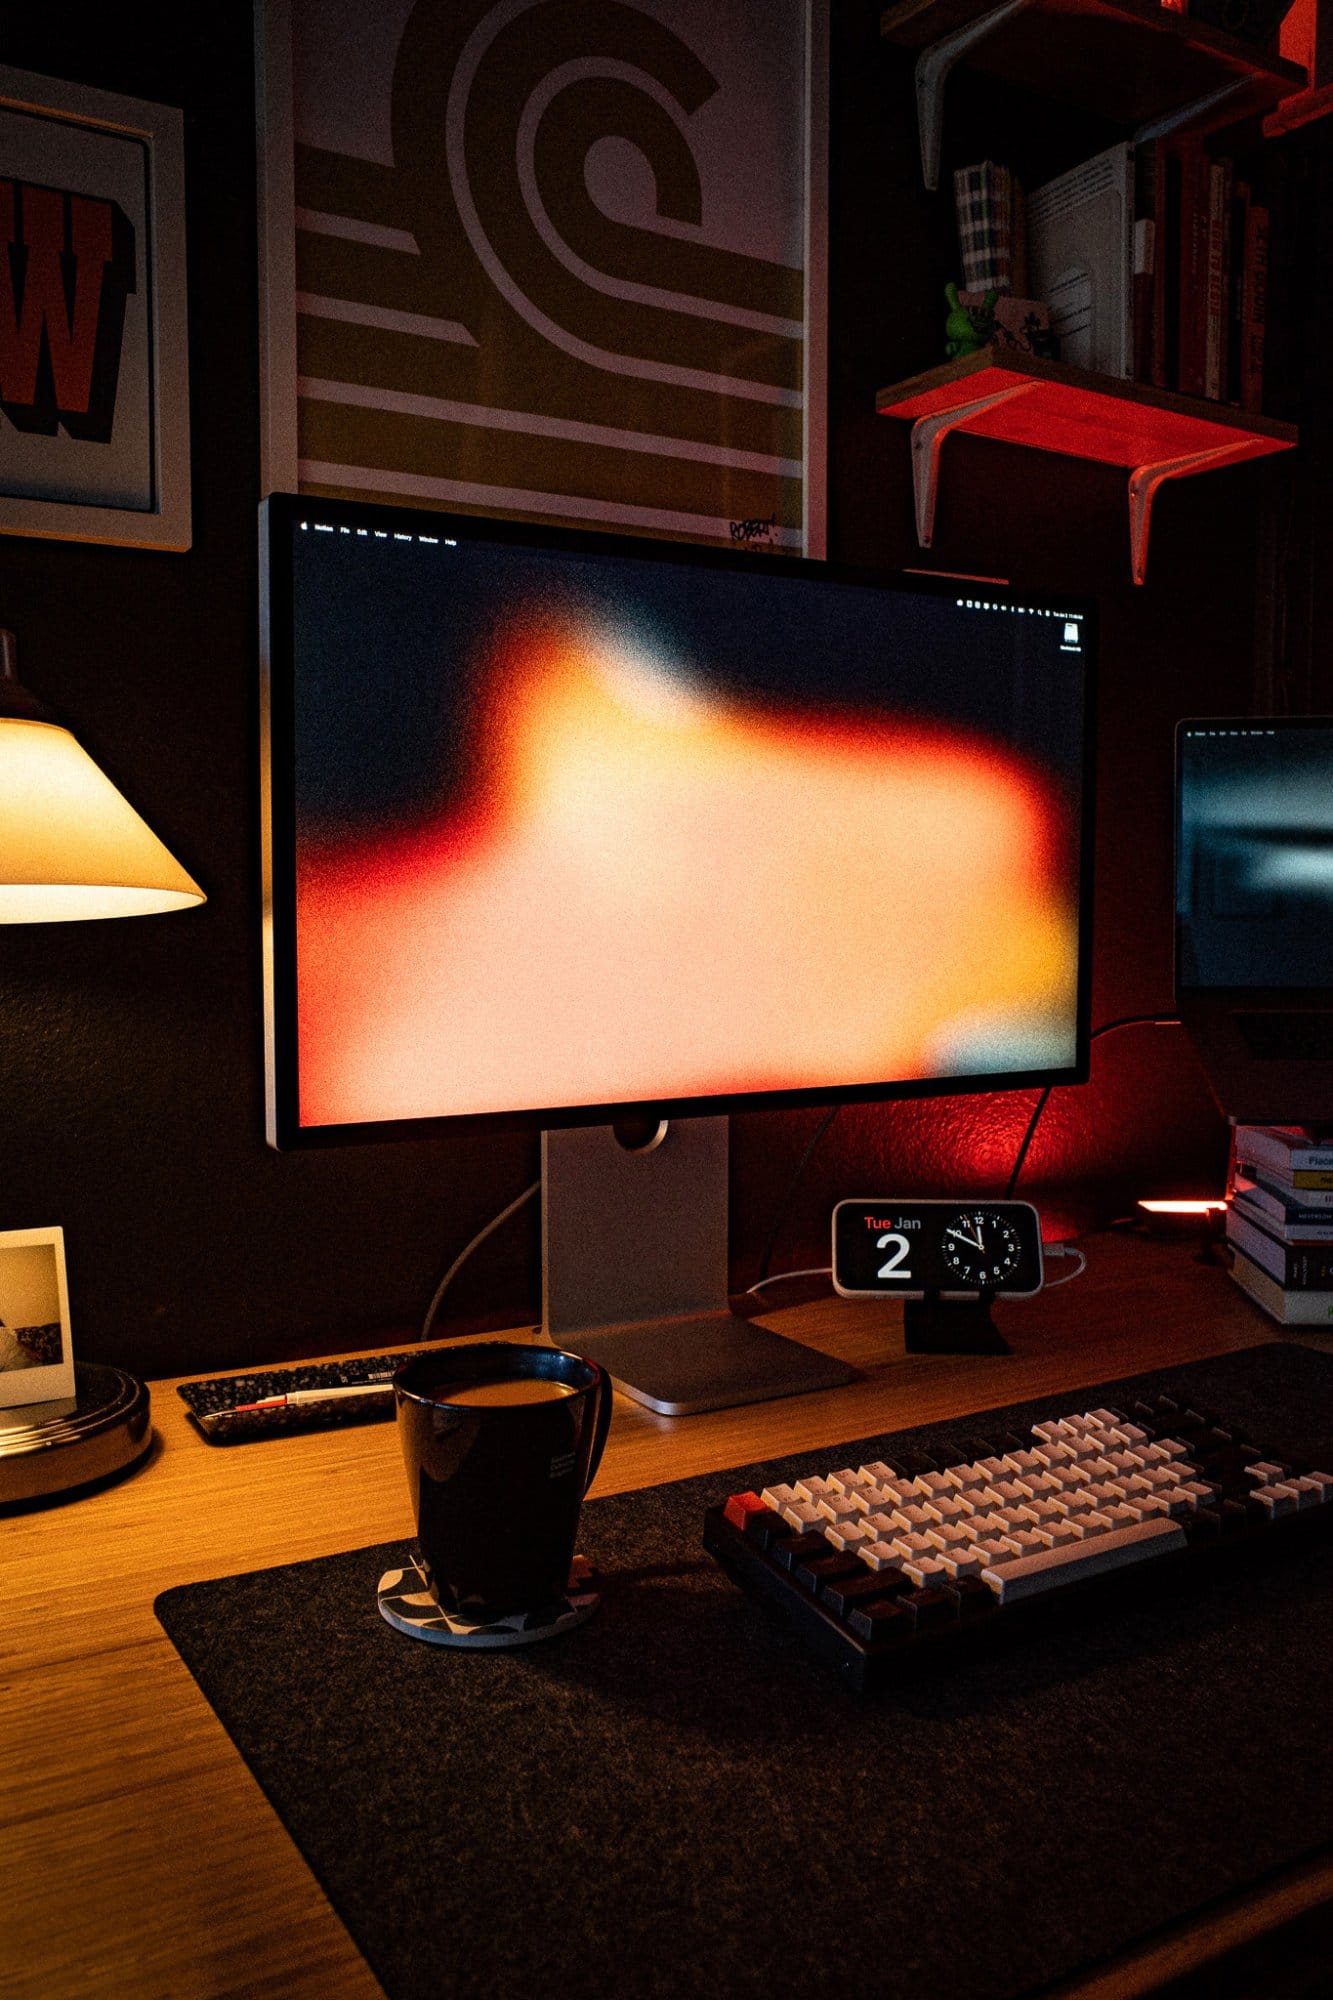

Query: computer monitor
[261,495,1094,1409]
[1175,718,1333,1128]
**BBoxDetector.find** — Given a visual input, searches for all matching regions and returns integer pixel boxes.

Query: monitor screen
[261,498,1094,1146]
[1174,718,1333,1127]
[1177,719,1333,992]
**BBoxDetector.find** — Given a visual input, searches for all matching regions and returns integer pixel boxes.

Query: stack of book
[1132,136,1269,409]
[1228,1125,1333,1325]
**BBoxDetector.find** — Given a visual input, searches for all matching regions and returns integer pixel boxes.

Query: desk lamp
[0,628,204,1505]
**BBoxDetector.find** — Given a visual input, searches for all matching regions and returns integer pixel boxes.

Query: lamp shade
[0,633,204,922]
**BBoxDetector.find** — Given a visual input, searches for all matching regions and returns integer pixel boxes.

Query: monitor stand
[541,1116,854,1416]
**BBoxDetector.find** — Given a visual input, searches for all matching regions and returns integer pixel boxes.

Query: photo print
[0,1226,75,1410]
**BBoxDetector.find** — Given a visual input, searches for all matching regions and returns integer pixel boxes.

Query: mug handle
[583,1363,613,1494]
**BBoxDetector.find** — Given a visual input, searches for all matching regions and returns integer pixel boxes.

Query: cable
[1041,1245,1087,1289]
[745,1265,832,1297]
[420,1179,540,1344]
[1003,1084,1054,1201]
[755,1103,842,1284]
[1004,1014,1180,1200]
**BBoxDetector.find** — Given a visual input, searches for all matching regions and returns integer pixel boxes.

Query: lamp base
[0,1362,151,1507]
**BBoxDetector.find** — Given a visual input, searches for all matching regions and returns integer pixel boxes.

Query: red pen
[231,1382,394,1412]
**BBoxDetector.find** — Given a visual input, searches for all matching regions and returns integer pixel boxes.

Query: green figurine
[944,282,997,360]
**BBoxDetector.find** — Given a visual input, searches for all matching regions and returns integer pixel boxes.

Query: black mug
[394,1342,612,1619]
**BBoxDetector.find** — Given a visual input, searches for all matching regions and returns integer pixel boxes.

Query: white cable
[420,1179,541,1343]
[746,1265,832,1296]
[1042,1245,1087,1289]
[422,1210,1083,1335]
[749,1250,1089,1298]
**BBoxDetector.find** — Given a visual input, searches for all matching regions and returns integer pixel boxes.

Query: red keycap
[723,1491,770,1531]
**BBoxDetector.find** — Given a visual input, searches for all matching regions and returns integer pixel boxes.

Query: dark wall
[1,4,1305,1376]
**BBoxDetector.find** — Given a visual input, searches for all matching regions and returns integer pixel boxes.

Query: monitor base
[568,1311,854,1416]
[542,1117,854,1414]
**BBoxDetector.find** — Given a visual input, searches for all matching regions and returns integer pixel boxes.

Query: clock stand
[902,1291,1010,1355]
[832,1198,1042,1341]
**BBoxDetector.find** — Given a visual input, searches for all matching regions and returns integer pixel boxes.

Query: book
[1203,157,1231,402]
[1177,138,1210,398]
[1227,179,1250,406]
[1234,1125,1333,1175]
[954,161,1014,293]
[1132,212,1155,383]
[1239,201,1269,414]
[1240,1163,1333,1193]
[1010,170,1028,297]
[1159,143,1183,390]
[1232,1179,1333,1240]
[1229,1248,1333,1325]
[1132,139,1159,385]
[1237,1166,1333,1210]
[1027,143,1134,378]
[1226,1208,1333,1289]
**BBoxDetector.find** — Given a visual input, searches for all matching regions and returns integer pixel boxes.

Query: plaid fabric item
[954,161,1013,293]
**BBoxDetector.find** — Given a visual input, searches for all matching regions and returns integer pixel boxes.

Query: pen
[231,1382,395,1412]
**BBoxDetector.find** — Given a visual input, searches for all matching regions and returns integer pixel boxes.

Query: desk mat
[156,1343,1333,2000]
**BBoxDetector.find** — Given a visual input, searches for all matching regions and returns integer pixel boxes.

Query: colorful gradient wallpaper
[281,523,1088,1130]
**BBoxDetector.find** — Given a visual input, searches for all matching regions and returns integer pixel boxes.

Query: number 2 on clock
[876,1232,912,1281]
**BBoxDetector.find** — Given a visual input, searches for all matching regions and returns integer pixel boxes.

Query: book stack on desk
[1228,1126,1333,1325]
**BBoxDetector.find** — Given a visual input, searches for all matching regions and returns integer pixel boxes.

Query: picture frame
[0,66,191,550]
[256,0,827,555]
[0,1225,75,1411]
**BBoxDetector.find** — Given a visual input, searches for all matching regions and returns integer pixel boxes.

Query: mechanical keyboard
[703,1390,1333,1692]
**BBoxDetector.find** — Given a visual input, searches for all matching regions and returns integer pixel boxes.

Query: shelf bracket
[1127,440,1262,585]
[911,382,1038,546]
[1133,76,1252,146]
[915,0,1036,191]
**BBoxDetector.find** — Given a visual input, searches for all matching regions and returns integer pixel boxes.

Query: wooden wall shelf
[1263,81,1333,137]
[882,0,1308,186]
[876,350,1298,582]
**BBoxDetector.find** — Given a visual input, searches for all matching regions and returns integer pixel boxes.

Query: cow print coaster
[377,1550,600,1647]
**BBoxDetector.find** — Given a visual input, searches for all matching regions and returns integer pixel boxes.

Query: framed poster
[0,67,190,550]
[258,0,827,554]
[0,1226,75,1412]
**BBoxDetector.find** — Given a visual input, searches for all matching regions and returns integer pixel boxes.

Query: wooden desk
[3,1232,1330,1999]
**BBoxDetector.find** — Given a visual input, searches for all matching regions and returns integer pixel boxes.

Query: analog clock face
[939,1209,1025,1288]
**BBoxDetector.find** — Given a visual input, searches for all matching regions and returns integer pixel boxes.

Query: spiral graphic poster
[258,0,827,553]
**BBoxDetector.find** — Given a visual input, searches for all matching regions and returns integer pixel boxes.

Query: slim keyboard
[178,1355,405,1439]
[703,1391,1333,1692]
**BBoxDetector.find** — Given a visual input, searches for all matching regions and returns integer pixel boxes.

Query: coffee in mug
[394,1342,610,1621]
[434,1376,578,1408]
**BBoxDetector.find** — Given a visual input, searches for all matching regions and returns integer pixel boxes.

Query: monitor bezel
[261,492,1097,1149]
